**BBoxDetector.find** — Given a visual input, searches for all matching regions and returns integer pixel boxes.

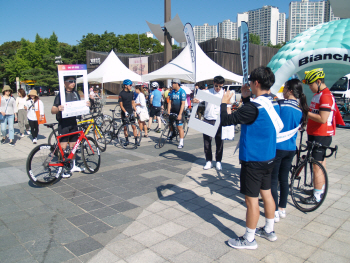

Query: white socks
[264,218,275,233]
[179,138,184,146]
[244,227,256,242]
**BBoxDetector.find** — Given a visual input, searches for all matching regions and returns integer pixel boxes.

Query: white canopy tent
[142,42,243,84]
[77,50,142,84]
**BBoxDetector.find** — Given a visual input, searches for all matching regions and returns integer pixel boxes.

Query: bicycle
[27,123,101,187]
[48,114,107,152]
[103,109,123,144]
[148,108,168,132]
[337,98,350,119]
[290,134,338,212]
[158,113,188,148]
[104,111,142,149]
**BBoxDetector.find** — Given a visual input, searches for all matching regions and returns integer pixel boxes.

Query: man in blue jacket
[221,66,281,249]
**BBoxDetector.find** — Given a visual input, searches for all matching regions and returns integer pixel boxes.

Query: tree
[48,32,59,55]
[249,34,261,45]
[267,41,285,49]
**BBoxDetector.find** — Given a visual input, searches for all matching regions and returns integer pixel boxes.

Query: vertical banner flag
[240,22,249,85]
[184,23,196,83]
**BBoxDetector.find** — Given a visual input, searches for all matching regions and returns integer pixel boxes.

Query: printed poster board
[129,57,148,75]
[188,90,221,137]
[58,64,90,118]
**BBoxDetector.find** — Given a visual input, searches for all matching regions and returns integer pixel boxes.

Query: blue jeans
[1,114,15,140]
[271,149,295,210]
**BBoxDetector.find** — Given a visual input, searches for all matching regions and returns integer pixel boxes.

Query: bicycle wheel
[158,124,170,148]
[103,122,114,144]
[48,128,58,145]
[116,123,142,149]
[81,136,101,173]
[93,126,107,152]
[234,124,241,133]
[290,160,328,212]
[183,120,189,138]
[26,144,62,187]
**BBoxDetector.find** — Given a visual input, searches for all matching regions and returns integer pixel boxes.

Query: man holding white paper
[221,66,282,250]
[193,76,226,171]
[51,76,90,177]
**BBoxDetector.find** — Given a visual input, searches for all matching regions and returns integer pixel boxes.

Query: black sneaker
[155,128,161,133]
[1,138,5,144]
[9,141,15,147]
[303,189,313,196]
[124,141,129,147]
[300,195,319,204]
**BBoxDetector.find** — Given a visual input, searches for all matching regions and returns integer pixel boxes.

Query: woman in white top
[24,90,44,144]
[134,85,148,138]
[0,85,18,146]
[16,88,30,137]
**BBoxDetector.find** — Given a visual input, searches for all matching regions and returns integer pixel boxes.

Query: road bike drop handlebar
[305,140,338,159]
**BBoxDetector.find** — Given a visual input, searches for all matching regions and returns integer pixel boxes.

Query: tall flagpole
[164,0,172,65]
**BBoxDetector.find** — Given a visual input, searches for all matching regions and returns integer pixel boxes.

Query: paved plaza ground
[0,95,350,263]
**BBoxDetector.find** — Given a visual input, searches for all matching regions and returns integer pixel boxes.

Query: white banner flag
[184,23,196,83]
[240,22,249,85]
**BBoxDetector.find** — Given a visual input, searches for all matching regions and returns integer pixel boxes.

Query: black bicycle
[290,133,338,212]
[158,113,189,148]
[103,110,142,149]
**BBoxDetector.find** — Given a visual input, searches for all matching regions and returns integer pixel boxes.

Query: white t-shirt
[16,97,27,110]
[203,88,224,120]
[26,100,44,121]
[135,93,147,114]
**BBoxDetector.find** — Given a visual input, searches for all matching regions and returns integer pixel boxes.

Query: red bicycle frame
[49,130,94,167]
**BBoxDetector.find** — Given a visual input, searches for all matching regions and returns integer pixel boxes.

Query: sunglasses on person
[65,80,76,83]
[214,84,223,88]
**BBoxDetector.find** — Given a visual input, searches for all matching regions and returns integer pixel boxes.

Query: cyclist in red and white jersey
[302,68,335,204]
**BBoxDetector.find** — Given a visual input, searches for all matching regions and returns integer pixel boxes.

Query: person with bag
[192,76,227,171]
[24,90,44,144]
[16,88,30,137]
[0,85,18,146]
[134,85,149,140]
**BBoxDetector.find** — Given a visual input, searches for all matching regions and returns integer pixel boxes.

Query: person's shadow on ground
[157,183,244,240]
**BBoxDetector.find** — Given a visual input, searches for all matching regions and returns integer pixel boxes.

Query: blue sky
[1,0,306,46]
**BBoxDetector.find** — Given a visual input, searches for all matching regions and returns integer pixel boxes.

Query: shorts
[150,106,161,117]
[240,161,274,197]
[58,125,79,143]
[307,135,332,161]
[169,113,184,126]
[121,112,136,124]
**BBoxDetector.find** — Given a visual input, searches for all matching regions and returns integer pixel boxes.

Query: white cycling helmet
[151,82,159,88]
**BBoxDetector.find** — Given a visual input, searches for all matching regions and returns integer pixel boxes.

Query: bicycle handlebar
[306,140,338,159]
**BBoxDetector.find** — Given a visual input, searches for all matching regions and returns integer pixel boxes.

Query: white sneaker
[33,138,37,144]
[70,166,84,173]
[26,130,30,135]
[274,211,280,223]
[216,162,222,171]
[61,173,72,178]
[278,210,286,219]
[203,161,212,170]
[20,134,25,138]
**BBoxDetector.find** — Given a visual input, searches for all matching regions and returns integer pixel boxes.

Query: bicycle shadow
[156,184,243,239]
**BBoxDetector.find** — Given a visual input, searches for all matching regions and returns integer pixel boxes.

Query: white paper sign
[57,64,90,118]
[188,90,221,137]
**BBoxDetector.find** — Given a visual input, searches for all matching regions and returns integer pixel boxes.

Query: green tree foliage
[267,41,285,49]
[249,34,261,45]
[0,31,179,88]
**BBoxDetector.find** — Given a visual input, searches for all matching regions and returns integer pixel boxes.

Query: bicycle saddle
[44,123,58,128]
